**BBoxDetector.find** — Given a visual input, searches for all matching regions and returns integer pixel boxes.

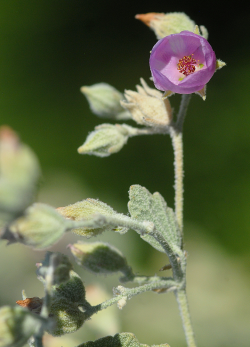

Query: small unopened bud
[7,203,68,250]
[48,271,87,336]
[69,242,128,274]
[16,297,43,315]
[81,83,130,120]
[121,79,172,128]
[117,297,127,310]
[0,305,44,347]
[136,12,206,40]
[113,285,125,296]
[78,123,129,157]
[36,252,73,285]
[0,126,40,229]
[57,198,127,237]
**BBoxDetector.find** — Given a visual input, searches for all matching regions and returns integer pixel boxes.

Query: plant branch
[175,289,197,347]
[123,124,170,136]
[85,278,180,320]
[170,127,184,239]
[65,213,155,236]
[175,94,191,132]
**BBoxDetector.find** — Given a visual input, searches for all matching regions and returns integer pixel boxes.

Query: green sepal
[128,185,181,252]
[52,270,86,303]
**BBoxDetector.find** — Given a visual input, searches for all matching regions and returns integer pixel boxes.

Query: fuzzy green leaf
[128,185,181,252]
[76,333,171,347]
[77,332,140,347]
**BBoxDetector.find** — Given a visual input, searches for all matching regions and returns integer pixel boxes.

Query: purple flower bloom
[149,31,216,94]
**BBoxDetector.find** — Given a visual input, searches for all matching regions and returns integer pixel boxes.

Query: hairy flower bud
[78,124,130,157]
[16,297,43,315]
[57,199,127,237]
[0,306,44,347]
[48,271,87,336]
[136,12,208,40]
[0,126,40,230]
[69,242,129,274]
[81,83,130,120]
[7,203,68,249]
[120,78,172,128]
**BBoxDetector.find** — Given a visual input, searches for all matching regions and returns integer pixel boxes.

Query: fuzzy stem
[175,94,191,132]
[85,278,179,319]
[170,128,184,236]
[175,289,197,347]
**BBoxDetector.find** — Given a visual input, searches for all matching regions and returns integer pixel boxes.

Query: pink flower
[149,31,216,94]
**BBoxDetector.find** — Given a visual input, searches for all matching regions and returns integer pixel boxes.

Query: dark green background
[0,2,250,347]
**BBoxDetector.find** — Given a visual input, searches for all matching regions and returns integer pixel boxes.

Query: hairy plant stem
[85,278,179,320]
[170,127,184,237]
[169,94,191,243]
[175,290,196,347]
[166,94,196,347]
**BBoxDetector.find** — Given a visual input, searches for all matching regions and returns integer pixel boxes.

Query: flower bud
[36,252,73,285]
[0,305,44,347]
[136,12,204,39]
[78,124,129,157]
[57,198,127,237]
[0,126,40,229]
[81,83,130,120]
[7,203,68,250]
[120,79,172,127]
[69,242,128,274]
[48,271,87,336]
[16,297,43,315]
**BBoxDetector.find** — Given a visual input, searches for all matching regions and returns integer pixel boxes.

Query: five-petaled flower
[149,31,216,95]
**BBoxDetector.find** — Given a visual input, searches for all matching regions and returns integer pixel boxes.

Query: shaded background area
[0,1,250,347]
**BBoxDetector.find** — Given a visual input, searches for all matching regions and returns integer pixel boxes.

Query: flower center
[177,55,197,76]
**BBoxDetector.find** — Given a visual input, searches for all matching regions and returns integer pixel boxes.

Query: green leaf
[128,185,181,252]
[77,332,140,347]
[76,333,171,347]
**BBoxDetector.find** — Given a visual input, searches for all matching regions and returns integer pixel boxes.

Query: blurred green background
[0,1,250,347]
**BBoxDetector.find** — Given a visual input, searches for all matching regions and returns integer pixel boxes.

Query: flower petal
[150,31,216,94]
